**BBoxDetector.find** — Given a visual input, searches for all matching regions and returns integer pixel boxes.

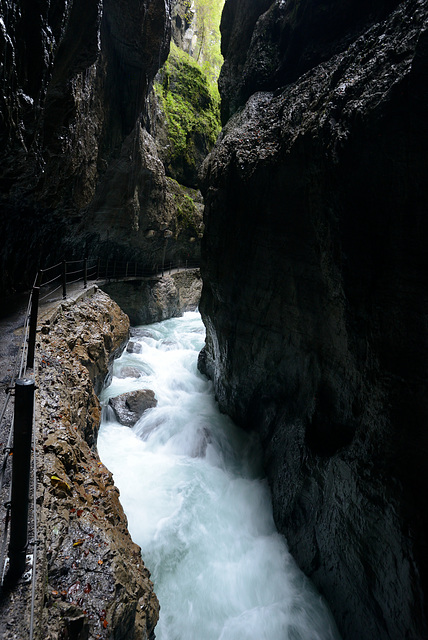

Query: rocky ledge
[101,268,202,325]
[33,289,159,639]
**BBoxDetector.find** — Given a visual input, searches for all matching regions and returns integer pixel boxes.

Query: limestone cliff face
[35,289,159,639]
[0,0,200,293]
[199,1,428,639]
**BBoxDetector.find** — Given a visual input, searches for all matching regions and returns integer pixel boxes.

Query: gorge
[0,1,427,639]
[98,311,341,640]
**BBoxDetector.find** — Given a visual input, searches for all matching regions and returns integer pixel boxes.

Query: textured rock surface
[199,1,428,639]
[116,366,143,379]
[109,389,157,427]
[34,289,159,639]
[218,0,402,123]
[0,0,201,294]
[172,268,202,311]
[101,277,180,325]
[101,268,201,325]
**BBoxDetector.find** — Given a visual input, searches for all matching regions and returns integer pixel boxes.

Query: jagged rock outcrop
[171,268,202,311]
[35,289,159,639]
[218,0,402,123]
[199,1,428,639]
[0,0,201,294]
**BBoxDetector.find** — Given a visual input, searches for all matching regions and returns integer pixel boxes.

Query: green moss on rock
[166,176,203,241]
[154,43,221,186]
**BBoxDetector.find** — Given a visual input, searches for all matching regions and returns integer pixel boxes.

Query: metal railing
[29,256,200,369]
[0,254,200,637]
[37,256,200,305]
[0,280,38,635]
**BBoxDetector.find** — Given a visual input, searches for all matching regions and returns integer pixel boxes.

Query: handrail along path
[0,255,200,639]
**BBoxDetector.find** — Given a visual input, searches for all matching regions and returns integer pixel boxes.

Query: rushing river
[98,311,341,640]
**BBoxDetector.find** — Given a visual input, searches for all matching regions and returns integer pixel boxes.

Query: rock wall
[199,1,428,639]
[170,0,196,55]
[0,0,202,294]
[218,0,402,124]
[171,268,202,311]
[34,289,159,639]
[101,268,202,325]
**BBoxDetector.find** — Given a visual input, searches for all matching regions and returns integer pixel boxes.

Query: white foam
[98,312,341,640]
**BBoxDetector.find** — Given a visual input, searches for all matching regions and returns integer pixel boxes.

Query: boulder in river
[126,341,143,354]
[109,389,157,427]
[190,427,212,458]
[116,366,142,379]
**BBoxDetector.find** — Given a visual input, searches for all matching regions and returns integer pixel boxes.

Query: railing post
[83,257,88,289]
[8,378,35,580]
[96,257,100,280]
[106,259,109,279]
[113,260,116,278]
[26,287,40,370]
[125,262,129,278]
[161,245,166,278]
[134,262,137,277]
[62,260,67,299]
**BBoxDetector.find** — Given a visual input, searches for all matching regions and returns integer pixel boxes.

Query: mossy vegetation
[154,42,221,185]
[183,0,194,26]
[176,192,198,230]
[166,176,203,240]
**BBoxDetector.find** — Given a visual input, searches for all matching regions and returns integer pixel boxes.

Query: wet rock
[59,289,129,399]
[150,46,221,189]
[109,390,157,427]
[102,274,182,325]
[101,269,201,325]
[219,0,401,124]
[126,341,143,354]
[171,0,196,53]
[116,366,142,379]
[130,328,155,338]
[64,606,89,640]
[200,1,428,639]
[172,268,202,311]
[0,0,187,295]
[36,289,159,639]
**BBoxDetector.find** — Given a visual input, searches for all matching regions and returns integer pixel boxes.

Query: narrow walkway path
[0,283,99,639]
[0,268,194,638]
